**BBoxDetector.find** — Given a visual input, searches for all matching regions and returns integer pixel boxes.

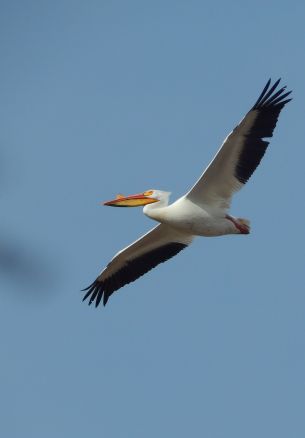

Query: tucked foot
[236,218,250,234]
[226,215,250,234]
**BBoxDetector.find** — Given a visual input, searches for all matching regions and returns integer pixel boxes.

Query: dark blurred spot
[0,152,59,300]
[0,236,57,298]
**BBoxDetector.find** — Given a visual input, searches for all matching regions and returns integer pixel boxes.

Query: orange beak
[103,193,159,207]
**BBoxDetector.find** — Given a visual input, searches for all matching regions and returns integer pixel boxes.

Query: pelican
[83,79,292,307]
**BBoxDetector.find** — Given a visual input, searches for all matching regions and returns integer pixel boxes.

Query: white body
[144,196,239,237]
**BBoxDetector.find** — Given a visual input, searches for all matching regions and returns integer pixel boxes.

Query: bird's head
[103,189,171,207]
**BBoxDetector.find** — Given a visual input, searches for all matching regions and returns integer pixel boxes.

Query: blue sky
[1,1,304,437]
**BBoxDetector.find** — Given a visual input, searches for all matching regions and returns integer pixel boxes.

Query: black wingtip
[81,278,109,308]
[252,78,291,110]
[252,78,271,108]
[103,294,110,306]
[81,282,93,292]
[82,287,93,302]
[252,78,292,111]
[95,290,104,307]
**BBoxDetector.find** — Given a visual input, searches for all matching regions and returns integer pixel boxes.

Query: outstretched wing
[186,79,292,209]
[82,224,193,307]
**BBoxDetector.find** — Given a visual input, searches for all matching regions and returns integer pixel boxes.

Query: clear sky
[1,1,304,437]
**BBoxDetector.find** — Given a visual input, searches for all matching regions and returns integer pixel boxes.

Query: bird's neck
[143,201,168,222]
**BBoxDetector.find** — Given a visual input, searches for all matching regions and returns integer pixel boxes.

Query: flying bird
[83,79,292,307]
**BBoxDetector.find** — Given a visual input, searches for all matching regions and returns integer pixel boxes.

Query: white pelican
[83,79,292,307]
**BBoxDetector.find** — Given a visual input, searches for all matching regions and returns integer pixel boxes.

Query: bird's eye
[143,190,154,196]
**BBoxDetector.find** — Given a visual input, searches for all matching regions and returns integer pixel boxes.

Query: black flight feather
[235,78,292,185]
[82,242,187,307]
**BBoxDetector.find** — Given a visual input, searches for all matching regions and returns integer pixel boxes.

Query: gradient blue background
[1,1,304,437]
